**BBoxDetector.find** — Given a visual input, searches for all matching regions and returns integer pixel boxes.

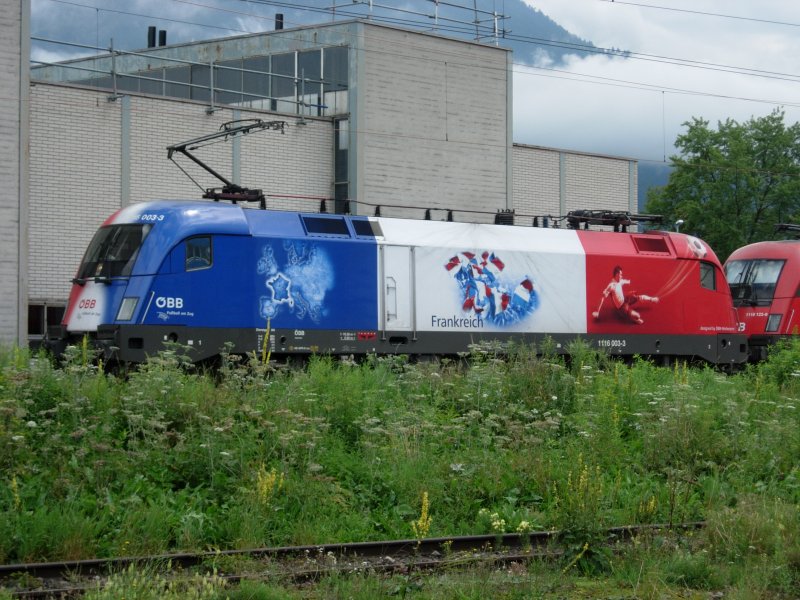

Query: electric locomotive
[47,200,748,365]
[724,226,800,360]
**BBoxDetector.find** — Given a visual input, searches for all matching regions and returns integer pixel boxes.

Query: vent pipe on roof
[494,209,515,226]
[158,30,167,46]
[275,13,284,30]
[147,26,156,48]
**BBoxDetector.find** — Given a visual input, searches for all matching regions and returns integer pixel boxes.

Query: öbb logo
[78,298,97,309]
[156,296,184,309]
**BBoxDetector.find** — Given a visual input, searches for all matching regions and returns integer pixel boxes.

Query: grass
[0,339,798,598]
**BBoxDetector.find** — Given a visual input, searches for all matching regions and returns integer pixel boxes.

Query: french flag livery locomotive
[49,200,747,365]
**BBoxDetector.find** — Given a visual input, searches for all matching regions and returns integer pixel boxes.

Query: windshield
[725,258,785,306]
[77,224,152,280]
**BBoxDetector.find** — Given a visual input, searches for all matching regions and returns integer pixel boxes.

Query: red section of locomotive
[579,230,738,335]
[725,240,800,340]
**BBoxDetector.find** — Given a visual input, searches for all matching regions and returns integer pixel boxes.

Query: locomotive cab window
[185,236,212,271]
[699,262,716,291]
[78,224,152,280]
[725,259,785,306]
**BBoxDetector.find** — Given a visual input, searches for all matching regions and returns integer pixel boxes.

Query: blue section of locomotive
[131,201,253,275]
[111,201,253,327]
[76,201,379,362]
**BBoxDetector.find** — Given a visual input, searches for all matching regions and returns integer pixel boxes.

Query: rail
[1,522,705,598]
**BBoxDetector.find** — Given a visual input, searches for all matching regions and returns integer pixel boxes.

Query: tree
[646,109,800,261]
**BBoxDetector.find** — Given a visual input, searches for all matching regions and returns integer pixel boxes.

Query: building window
[28,304,66,337]
[242,56,271,105]
[191,63,211,102]
[215,59,243,105]
[271,52,295,112]
[323,46,348,90]
[140,68,165,95]
[334,118,349,213]
[298,49,322,116]
[164,65,191,99]
[323,46,349,114]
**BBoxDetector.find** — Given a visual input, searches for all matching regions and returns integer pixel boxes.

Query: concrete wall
[29,83,332,303]
[513,144,636,226]
[0,0,29,345]
[357,24,511,222]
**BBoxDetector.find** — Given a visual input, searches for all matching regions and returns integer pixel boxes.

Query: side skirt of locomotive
[96,324,749,366]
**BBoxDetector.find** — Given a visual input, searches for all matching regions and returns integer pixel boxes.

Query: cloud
[516,0,800,160]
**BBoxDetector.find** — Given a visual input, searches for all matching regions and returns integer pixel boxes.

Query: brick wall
[29,84,332,302]
[513,144,635,226]
[564,152,634,213]
[29,85,122,302]
[0,1,24,343]
[512,146,561,220]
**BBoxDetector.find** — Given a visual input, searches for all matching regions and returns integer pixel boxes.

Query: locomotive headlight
[116,297,139,321]
[765,314,782,333]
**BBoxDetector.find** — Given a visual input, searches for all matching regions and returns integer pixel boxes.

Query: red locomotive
[724,225,800,360]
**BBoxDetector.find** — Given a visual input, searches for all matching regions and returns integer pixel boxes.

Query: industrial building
[2,2,637,347]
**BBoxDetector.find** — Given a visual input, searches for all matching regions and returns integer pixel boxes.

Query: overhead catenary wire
[39,0,800,84]
[516,65,800,109]
[598,0,800,28]
[31,28,800,115]
[42,0,254,36]
[34,0,800,116]
[28,0,800,172]
[230,0,800,81]
[92,97,798,184]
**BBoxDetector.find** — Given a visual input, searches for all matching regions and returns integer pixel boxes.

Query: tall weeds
[0,340,797,596]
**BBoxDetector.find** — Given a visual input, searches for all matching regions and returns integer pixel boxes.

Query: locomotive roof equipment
[775,223,800,237]
[566,210,663,233]
[167,119,287,208]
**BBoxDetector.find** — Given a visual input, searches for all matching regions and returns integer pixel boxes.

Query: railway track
[1,522,705,598]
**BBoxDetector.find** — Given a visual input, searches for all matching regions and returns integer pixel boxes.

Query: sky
[514,0,800,164]
[30,0,800,168]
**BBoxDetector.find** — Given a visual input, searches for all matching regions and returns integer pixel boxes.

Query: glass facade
[66,46,349,117]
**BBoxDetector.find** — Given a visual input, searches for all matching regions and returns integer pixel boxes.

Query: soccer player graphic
[592,265,659,325]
